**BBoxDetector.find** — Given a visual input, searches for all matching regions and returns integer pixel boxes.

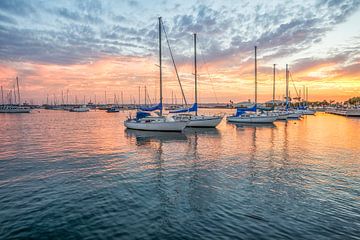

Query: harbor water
[0,110,359,239]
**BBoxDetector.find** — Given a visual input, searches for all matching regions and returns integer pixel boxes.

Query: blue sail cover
[234,105,257,117]
[169,103,198,113]
[139,103,162,112]
[297,105,307,110]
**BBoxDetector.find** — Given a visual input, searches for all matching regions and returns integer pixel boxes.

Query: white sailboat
[70,105,90,112]
[124,17,188,132]
[281,64,302,120]
[171,33,223,128]
[227,46,276,124]
[0,105,31,113]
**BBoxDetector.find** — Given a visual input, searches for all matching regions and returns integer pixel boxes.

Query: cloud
[0,0,36,17]
[0,0,360,102]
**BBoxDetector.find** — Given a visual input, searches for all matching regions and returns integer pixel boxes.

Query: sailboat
[69,105,90,112]
[124,17,188,132]
[227,46,276,124]
[278,64,302,119]
[171,33,223,128]
[0,77,31,113]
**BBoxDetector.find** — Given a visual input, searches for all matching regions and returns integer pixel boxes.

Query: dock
[326,108,360,117]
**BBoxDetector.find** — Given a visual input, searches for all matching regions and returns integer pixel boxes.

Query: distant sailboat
[0,76,31,113]
[124,17,188,132]
[227,46,276,123]
[281,64,302,119]
[70,105,90,112]
[107,106,120,112]
[171,33,223,128]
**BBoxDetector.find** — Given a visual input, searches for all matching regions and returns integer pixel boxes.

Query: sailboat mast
[13,84,17,105]
[254,46,257,108]
[144,86,147,106]
[1,86,3,105]
[66,89,69,105]
[138,86,140,106]
[159,17,163,116]
[273,64,276,106]
[121,91,124,106]
[16,76,21,105]
[285,64,289,110]
[194,33,198,116]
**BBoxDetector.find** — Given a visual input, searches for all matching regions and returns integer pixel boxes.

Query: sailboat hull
[276,113,288,120]
[0,106,31,113]
[287,112,302,119]
[173,114,223,127]
[227,115,276,123]
[187,116,223,127]
[124,120,187,132]
[301,110,315,115]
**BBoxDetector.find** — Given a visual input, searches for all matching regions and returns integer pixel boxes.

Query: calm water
[0,109,359,240]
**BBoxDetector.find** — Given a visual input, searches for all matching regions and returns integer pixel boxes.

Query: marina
[0,1,360,239]
[0,110,359,239]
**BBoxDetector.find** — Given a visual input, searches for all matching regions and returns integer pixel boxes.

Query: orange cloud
[1,52,359,104]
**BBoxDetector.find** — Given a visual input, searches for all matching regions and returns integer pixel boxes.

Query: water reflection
[184,127,221,136]
[125,129,187,146]
[233,122,276,129]
[1,111,359,239]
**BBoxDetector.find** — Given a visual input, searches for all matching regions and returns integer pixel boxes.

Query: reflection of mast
[248,127,257,180]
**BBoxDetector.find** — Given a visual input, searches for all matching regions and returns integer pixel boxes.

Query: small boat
[124,17,188,132]
[0,105,31,113]
[107,106,120,112]
[227,112,277,123]
[70,105,90,112]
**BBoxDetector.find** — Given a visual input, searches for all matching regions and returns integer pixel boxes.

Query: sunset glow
[0,0,359,104]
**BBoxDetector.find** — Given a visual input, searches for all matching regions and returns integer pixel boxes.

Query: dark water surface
[0,110,359,239]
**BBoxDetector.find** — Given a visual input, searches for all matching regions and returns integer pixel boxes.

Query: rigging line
[146,89,152,105]
[160,19,188,106]
[197,41,219,104]
[289,71,300,98]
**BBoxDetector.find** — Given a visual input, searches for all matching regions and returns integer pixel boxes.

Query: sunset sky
[0,0,360,104]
